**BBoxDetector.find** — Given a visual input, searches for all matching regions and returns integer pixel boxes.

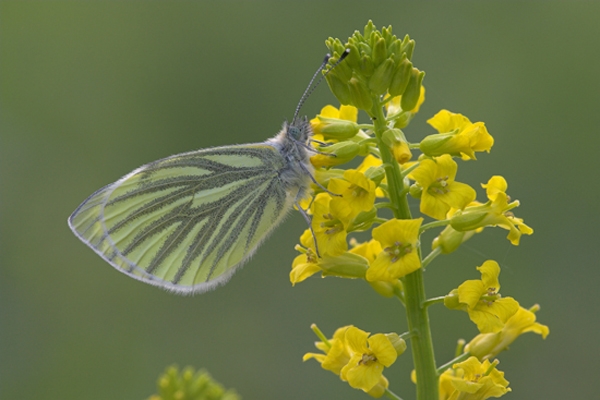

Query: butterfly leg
[298,162,340,197]
[294,198,322,258]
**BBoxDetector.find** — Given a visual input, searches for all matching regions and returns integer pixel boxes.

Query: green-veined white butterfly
[68,51,348,294]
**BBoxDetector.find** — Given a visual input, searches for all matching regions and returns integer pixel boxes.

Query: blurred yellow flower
[466,304,549,360]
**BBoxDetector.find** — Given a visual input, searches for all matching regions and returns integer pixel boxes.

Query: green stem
[370,99,438,400]
[420,219,450,233]
[436,352,471,375]
[422,295,445,308]
[384,388,404,400]
[421,247,441,269]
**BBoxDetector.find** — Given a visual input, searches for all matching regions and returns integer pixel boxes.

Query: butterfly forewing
[69,144,292,294]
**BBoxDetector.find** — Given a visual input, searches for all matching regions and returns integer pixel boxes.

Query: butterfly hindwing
[69,144,292,294]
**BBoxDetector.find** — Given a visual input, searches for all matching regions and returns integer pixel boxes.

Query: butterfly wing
[68,144,292,294]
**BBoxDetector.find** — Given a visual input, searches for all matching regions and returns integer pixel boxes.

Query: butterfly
[68,51,349,294]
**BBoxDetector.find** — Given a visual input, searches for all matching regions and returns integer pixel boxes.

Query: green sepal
[314,168,345,189]
[400,34,415,60]
[432,225,477,254]
[409,183,422,199]
[389,56,413,97]
[384,333,407,356]
[450,209,488,232]
[317,117,360,140]
[419,132,457,157]
[444,289,467,311]
[363,20,376,41]
[359,55,375,78]
[325,74,352,105]
[319,252,368,278]
[368,280,396,298]
[349,207,378,232]
[348,77,373,110]
[372,37,387,66]
[368,57,395,96]
[400,68,425,111]
[381,128,406,148]
[332,55,354,83]
[344,43,361,70]
[313,141,360,167]
[363,164,386,186]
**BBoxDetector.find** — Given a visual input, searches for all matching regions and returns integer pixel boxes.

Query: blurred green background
[2,2,598,399]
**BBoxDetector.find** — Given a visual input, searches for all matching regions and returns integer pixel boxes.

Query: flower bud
[350,207,378,231]
[333,55,354,83]
[401,68,425,111]
[310,142,360,168]
[400,35,415,60]
[359,54,375,78]
[344,43,361,71]
[382,128,412,164]
[362,165,386,186]
[444,289,467,311]
[384,333,407,356]
[368,58,395,96]
[315,117,359,140]
[381,128,405,147]
[348,77,374,110]
[464,333,499,361]
[432,225,476,254]
[368,280,396,298]
[372,37,387,66]
[392,141,412,164]
[326,74,352,105]
[319,252,369,278]
[450,209,488,232]
[419,132,460,157]
[409,183,422,199]
[388,57,413,97]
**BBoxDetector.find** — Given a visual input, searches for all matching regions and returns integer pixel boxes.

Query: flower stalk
[371,98,439,400]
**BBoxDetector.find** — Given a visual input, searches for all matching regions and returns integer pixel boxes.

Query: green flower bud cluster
[149,365,240,400]
[324,20,424,111]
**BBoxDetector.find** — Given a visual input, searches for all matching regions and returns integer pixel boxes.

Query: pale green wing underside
[68,144,291,294]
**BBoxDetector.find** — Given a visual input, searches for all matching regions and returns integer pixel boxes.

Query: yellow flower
[328,170,377,220]
[356,155,387,198]
[366,218,423,282]
[421,110,494,160]
[465,304,549,360]
[340,327,398,393]
[290,230,322,285]
[304,325,391,398]
[410,154,476,220]
[451,176,533,245]
[304,325,352,375]
[392,140,412,164]
[290,230,370,285]
[455,260,520,333]
[445,357,511,399]
[349,239,382,263]
[311,193,351,256]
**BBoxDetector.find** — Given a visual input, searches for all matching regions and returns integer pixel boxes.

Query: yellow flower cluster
[292,21,546,399]
[304,325,405,397]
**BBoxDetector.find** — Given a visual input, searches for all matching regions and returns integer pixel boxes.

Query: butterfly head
[287,116,312,144]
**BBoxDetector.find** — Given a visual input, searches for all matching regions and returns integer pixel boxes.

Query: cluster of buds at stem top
[324,20,425,112]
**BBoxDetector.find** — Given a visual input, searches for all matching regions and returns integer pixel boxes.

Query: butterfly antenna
[292,49,351,123]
